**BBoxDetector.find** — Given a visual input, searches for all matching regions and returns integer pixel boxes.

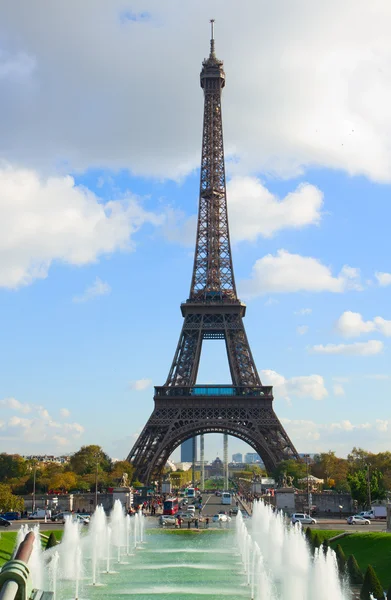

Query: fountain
[236,501,349,600]
[10,498,354,600]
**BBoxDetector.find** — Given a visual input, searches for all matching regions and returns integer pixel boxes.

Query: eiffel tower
[127,22,299,484]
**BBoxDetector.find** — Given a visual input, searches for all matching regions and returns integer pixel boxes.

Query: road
[11,497,388,535]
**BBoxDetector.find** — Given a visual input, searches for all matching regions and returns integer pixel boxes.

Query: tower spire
[210,18,215,58]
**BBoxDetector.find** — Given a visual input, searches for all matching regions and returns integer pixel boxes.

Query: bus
[221,492,232,505]
[187,487,196,499]
[163,498,179,515]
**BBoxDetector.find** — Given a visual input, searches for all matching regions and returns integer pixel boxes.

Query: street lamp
[303,454,310,515]
[32,461,37,513]
[365,463,372,509]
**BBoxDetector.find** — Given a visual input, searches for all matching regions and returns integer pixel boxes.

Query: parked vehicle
[359,506,387,520]
[51,512,71,522]
[291,513,317,525]
[28,509,51,520]
[0,517,11,527]
[0,512,20,520]
[159,515,177,526]
[212,514,232,523]
[347,515,370,525]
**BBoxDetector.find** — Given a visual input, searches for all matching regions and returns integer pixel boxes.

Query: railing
[0,532,53,600]
[155,385,273,398]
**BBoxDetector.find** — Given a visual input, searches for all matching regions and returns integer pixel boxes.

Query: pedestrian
[187,519,191,529]
[178,516,182,529]
[194,518,199,529]
[175,517,179,529]
[205,517,209,529]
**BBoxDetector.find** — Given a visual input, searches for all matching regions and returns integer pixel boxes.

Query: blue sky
[0,1,390,462]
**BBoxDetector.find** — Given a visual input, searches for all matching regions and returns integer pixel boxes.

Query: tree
[347,468,386,508]
[360,565,384,600]
[311,532,321,554]
[386,580,391,600]
[273,459,307,485]
[0,484,24,513]
[335,544,347,575]
[48,472,78,493]
[108,461,135,486]
[0,454,28,481]
[346,554,364,584]
[46,533,58,550]
[312,452,349,490]
[305,526,313,545]
[69,445,111,475]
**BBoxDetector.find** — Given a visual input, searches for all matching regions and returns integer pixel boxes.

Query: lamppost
[366,463,372,509]
[95,461,99,509]
[32,461,37,513]
[303,454,310,515]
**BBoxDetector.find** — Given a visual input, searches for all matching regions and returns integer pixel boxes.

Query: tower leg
[200,434,205,491]
[223,433,228,490]
[192,436,197,486]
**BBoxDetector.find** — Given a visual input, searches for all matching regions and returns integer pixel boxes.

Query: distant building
[181,437,197,462]
[245,452,262,464]
[23,455,70,464]
[232,453,243,463]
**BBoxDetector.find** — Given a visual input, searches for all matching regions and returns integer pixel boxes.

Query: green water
[79,531,248,599]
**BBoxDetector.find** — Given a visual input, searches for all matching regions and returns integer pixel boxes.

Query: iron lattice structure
[127,24,299,483]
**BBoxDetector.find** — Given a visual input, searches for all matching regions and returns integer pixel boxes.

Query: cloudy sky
[0,0,390,462]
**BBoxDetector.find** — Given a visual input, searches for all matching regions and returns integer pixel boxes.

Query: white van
[28,509,52,520]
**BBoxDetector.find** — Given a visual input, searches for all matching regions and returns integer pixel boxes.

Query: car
[51,512,72,523]
[347,515,370,525]
[212,514,232,523]
[239,510,250,519]
[230,507,239,515]
[0,517,11,527]
[181,499,188,505]
[291,513,317,525]
[176,512,194,521]
[215,491,222,497]
[0,512,20,521]
[187,505,196,513]
[159,515,177,526]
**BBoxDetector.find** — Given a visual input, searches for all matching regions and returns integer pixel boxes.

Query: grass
[330,532,391,589]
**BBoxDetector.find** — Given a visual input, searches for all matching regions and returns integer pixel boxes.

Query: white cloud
[1,2,391,182]
[60,408,70,418]
[311,340,384,356]
[297,326,309,335]
[375,420,388,432]
[227,177,323,241]
[129,378,153,391]
[241,250,362,297]
[332,384,345,396]
[295,308,312,316]
[336,311,391,337]
[364,374,390,380]
[0,397,32,413]
[0,396,85,450]
[0,165,162,289]
[261,370,327,402]
[375,272,391,287]
[73,277,111,303]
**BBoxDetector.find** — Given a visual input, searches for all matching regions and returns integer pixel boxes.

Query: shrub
[335,544,347,575]
[322,538,329,556]
[347,554,364,584]
[360,565,384,600]
[386,581,391,600]
[305,526,313,545]
[46,532,58,550]
[312,532,321,550]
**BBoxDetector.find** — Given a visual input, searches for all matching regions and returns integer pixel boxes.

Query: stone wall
[295,492,353,515]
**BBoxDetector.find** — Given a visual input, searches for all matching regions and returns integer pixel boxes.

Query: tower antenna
[210,18,215,57]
